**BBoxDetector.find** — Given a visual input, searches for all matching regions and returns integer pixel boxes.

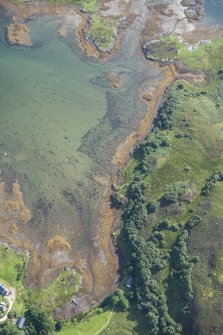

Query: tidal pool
[0,12,162,301]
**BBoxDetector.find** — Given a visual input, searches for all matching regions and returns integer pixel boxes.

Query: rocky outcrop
[106,72,123,89]
[154,3,174,17]
[7,19,32,46]
[181,0,204,21]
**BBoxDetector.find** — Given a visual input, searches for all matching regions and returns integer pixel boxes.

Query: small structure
[0,284,8,296]
[125,276,133,289]
[71,298,78,305]
[16,316,26,329]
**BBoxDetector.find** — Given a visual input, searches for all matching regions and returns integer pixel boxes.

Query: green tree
[26,308,55,335]
[0,322,20,335]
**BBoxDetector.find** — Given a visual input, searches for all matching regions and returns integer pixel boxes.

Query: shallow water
[0,12,162,283]
[203,0,223,25]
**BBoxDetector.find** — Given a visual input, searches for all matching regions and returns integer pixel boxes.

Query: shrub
[147,201,159,213]
[161,192,178,205]
[110,193,127,209]
[201,171,223,195]
[55,320,63,332]
[177,83,184,89]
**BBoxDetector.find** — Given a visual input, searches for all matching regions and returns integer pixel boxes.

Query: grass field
[0,244,28,287]
[59,310,112,335]
[179,38,223,74]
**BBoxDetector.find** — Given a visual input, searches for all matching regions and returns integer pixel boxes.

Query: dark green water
[0,14,162,265]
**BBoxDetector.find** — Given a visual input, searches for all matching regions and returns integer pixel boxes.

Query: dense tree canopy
[25,308,55,335]
[0,322,20,335]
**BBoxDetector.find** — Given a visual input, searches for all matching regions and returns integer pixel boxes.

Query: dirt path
[0,287,16,322]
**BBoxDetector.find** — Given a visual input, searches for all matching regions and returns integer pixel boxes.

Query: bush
[157,219,170,230]
[110,193,127,209]
[201,171,223,195]
[55,321,63,332]
[161,192,178,205]
[185,215,202,230]
[171,230,197,315]
[147,201,159,213]
[109,289,129,311]
[177,83,184,89]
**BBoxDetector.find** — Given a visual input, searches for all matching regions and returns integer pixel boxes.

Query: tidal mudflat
[0,12,162,309]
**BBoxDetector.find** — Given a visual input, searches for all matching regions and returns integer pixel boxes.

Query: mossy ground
[86,15,116,50]
[144,34,184,61]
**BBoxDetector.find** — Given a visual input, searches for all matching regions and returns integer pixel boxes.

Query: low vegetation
[86,15,116,50]
[143,34,183,61]
[0,244,28,286]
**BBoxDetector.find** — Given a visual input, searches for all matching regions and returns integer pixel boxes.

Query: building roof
[17,316,26,329]
[0,284,8,295]
[125,276,133,288]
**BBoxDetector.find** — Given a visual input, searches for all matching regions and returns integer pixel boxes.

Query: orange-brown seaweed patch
[7,22,32,46]
[0,180,31,224]
[48,236,71,252]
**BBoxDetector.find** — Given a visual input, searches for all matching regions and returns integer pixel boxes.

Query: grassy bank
[59,310,112,335]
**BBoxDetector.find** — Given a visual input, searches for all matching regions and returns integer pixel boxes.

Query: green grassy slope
[105,37,223,335]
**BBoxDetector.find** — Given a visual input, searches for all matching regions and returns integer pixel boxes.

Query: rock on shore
[106,72,123,88]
